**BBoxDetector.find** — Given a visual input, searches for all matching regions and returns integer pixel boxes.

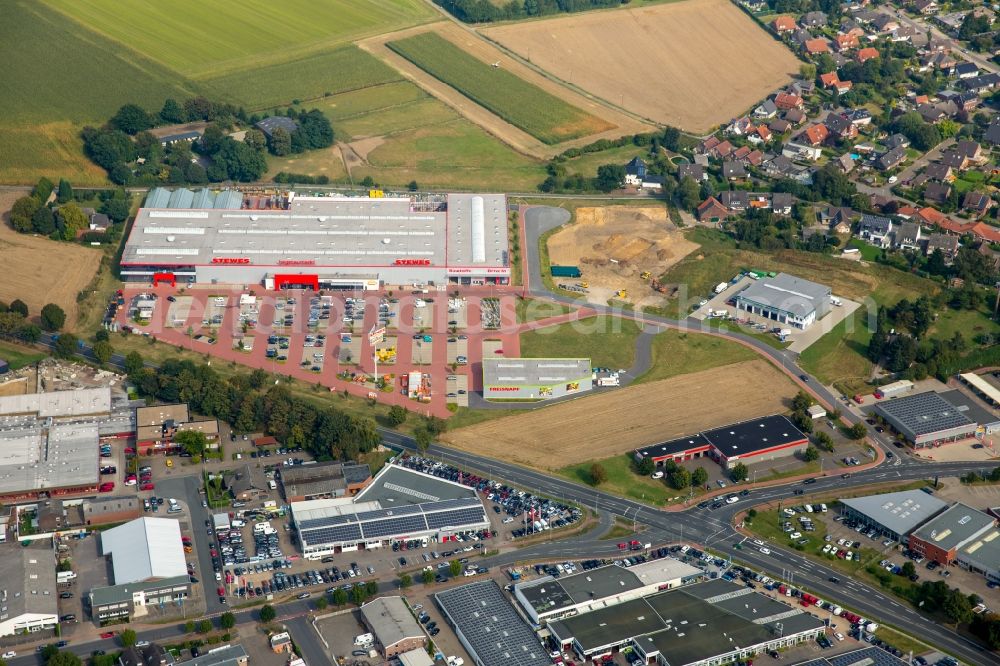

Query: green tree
[56,203,88,241]
[47,653,82,666]
[185,620,196,633]
[669,467,692,490]
[8,299,27,318]
[9,196,41,233]
[32,177,54,202]
[365,580,378,597]
[111,104,153,135]
[449,559,462,577]
[40,645,60,661]
[943,588,973,624]
[56,179,73,204]
[269,127,292,156]
[408,180,419,192]
[175,430,208,456]
[259,604,276,623]
[802,446,820,462]
[747,508,757,521]
[730,462,749,482]
[124,351,144,376]
[791,390,814,413]
[595,164,626,191]
[197,619,212,634]
[220,612,235,629]
[422,569,435,585]
[589,462,608,485]
[244,129,267,152]
[636,457,654,476]
[314,596,328,610]
[41,303,66,331]
[100,198,130,224]
[160,98,185,124]
[387,405,408,426]
[814,431,834,452]
[119,629,137,647]
[92,340,112,365]
[54,333,78,359]
[901,561,916,578]
[691,467,708,487]
[32,205,56,235]
[399,572,413,588]
[800,63,817,80]
[414,427,432,453]
[332,587,348,606]
[351,585,368,606]
[847,422,867,440]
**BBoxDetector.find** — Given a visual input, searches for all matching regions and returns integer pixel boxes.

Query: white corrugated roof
[101,517,187,584]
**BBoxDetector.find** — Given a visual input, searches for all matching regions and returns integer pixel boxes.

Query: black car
[793,489,804,495]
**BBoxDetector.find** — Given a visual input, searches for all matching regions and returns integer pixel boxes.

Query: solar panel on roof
[424,497,480,512]
[303,523,362,545]
[361,515,428,539]
[426,508,487,530]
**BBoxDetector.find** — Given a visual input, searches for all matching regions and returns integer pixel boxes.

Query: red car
[617,542,627,550]
[140,483,154,491]
[217,586,225,597]
[99,482,114,492]
[100,632,115,639]
[124,447,136,455]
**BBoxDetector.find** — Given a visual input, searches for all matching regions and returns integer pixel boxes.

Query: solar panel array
[823,647,910,666]
[299,496,487,547]
[436,580,552,666]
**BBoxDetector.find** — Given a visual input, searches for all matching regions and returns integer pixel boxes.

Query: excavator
[615,289,628,299]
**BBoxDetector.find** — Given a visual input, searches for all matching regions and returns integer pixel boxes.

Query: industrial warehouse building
[279,460,372,501]
[482,357,592,401]
[359,596,427,658]
[135,403,219,455]
[90,517,191,623]
[436,580,551,666]
[121,190,509,288]
[839,489,948,542]
[0,542,58,636]
[514,559,703,626]
[548,579,825,665]
[291,465,488,558]
[908,502,997,567]
[634,415,809,470]
[872,391,979,448]
[734,273,831,329]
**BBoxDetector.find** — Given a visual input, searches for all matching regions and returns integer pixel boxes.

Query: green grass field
[519,316,641,368]
[515,298,573,323]
[335,98,456,141]
[558,454,700,506]
[44,0,436,77]
[636,330,756,383]
[322,82,428,121]
[387,32,612,145]
[202,46,403,110]
[0,340,47,371]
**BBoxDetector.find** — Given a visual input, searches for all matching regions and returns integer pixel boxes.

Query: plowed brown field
[482,0,799,133]
[443,359,799,469]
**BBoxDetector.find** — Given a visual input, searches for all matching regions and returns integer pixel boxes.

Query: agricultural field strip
[386,32,611,145]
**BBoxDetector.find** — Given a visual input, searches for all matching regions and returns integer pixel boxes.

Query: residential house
[915,206,950,229]
[939,151,967,170]
[954,139,984,165]
[820,72,853,94]
[726,116,755,136]
[984,118,1000,145]
[857,47,880,63]
[774,92,805,111]
[819,206,856,232]
[697,197,728,223]
[956,91,980,112]
[732,145,752,161]
[790,28,813,47]
[763,155,812,182]
[955,62,980,79]
[86,210,111,232]
[804,124,830,146]
[961,72,1000,93]
[640,174,665,190]
[884,133,910,150]
[719,190,749,211]
[923,163,953,182]
[916,103,948,123]
[754,98,779,118]
[922,51,957,73]
[837,153,856,173]
[877,145,907,171]
[255,116,298,139]
[925,233,960,261]
[923,182,952,204]
[772,192,795,215]
[894,221,923,250]
[677,164,706,182]
[790,79,816,96]
[871,14,899,32]
[891,25,920,42]
[805,38,831,54]
[962,191,993,217]
[801,11,828,26]
[158,130,201,147]
[753,125,772,144]
[783,140,823,161]
[825,113,858,139]
[835,33,861,51]
[723,161,748,181]
[912,0,939,15]
[697,136,721,155]
[624,157,648,186]
[858,214,894,247]
[229,464,263,501]
[848,108,873,125]
[769,118,793,134]
[713,140,735,159]
[744,149,765,167]
[783,112,807,131]
[772,16,797,32]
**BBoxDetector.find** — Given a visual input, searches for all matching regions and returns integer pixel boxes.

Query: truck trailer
[550,265,582,278]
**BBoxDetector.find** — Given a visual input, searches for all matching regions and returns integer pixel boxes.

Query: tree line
[122,354,381,462]
[436,0,627,23]
[9,178,129,241]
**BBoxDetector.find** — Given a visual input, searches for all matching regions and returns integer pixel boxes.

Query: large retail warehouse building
[120,189,509,289]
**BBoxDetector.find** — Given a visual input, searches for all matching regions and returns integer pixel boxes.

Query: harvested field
[547,207,700,306]
[482,0,799,132]
[443,359,798,469]
[0,193,103,326]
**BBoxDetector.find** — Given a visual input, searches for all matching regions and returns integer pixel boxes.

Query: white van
[231,519,246,528]
[353,633,374,647]
[268,480,277,490]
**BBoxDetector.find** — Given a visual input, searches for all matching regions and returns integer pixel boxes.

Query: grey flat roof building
[184,645,248,666]
[122,192,509,286]
[840,489,948,539]
[0,542,58,636]
[436,580,551,666]
[873,391,978,446]
[0,387,110,417]
[734,272,831,328]
[279,461,371,500]
[0,423,99,497]
[791,647,911,666]
[910,502,995,552]
[359,596,426,655]
[482,357,592,401]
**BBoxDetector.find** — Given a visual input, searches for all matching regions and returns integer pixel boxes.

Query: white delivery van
[354,633,374,647]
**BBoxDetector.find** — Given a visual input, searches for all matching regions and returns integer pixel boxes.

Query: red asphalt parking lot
[116,285,548,418]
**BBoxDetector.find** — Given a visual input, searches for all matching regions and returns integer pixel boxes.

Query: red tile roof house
[835,33,860,50]
[774,92,804,110]
[772,16,797,32]
[804,123,830,146]
[857,47,880,63]
[820,72,853,94]
[697,197,729,223]
[805,38,831,54]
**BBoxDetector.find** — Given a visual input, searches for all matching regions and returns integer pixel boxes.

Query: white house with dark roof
[859,214,894,247]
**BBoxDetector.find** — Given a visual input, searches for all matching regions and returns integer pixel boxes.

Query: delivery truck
[550,265,582,278]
